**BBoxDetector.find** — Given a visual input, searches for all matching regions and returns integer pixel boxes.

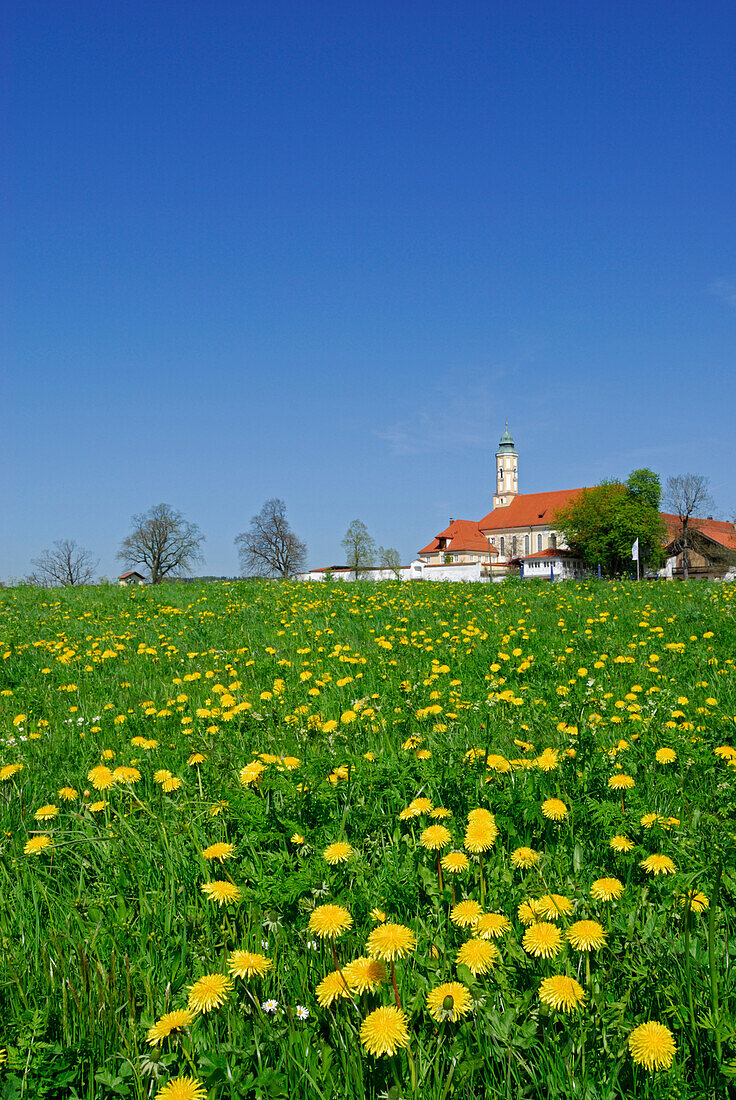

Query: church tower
[493,424,518,509]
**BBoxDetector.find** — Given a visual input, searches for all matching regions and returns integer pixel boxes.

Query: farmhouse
[118,571,146,586]
[660,514,736,580]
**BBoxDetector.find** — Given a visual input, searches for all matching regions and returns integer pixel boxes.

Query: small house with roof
[118,571,146,587]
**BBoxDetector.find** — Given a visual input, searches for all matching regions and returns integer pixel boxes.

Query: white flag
[631,538,639,561]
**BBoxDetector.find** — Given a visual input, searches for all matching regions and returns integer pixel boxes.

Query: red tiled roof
[419,519,497,556]
[118,571,145,580]
[521,547,575,561]
[661,513,736,552]
[478,488,588,531]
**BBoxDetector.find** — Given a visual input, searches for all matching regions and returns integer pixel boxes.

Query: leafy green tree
[552,469,665,576]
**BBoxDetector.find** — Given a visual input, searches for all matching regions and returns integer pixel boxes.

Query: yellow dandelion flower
[0,764,23,781]
[23,835,53,855]
[475,912,511,939]
[640,854,676,876]
[441,851,470,874]
[87,765,114,790]
[201,881,242,906]
[628,1021,676,1071]
[610,835,635,852]
[162,776,182,793]
[608,774,635,790]
[290,833,305,844]
[187,753,207,765]
[450,899,484,928]
[539,975,585,1012]
[228,950,273,979]
[426,981,473,1022]
[202,842,235,862]
[517,898,544,925]
[399,805,421,820]
[308,904,353,939]
[34,804,58,821]
[366,922,416,961]
[591,877,624,902]
[147,1008,196,1045]
[566,920,607,951]
[485,754,511,773]
[522,922,563,959]
[112,766,141,783]
[536,894,573,920]
[360,1005,410,1057]
[714,745,736,760]
[455,937,500,975]
[239,761,265,786]
[153,769,172,784]
[343,956,387,994]
[154,1075,207,1099]
[187,973,233,1014]
[410,797,433,813]
[89,800,108,812]
[655,748,677,765]
[510,846,539,869]
[316,969,352,1007]
[420,825,452,850]
[323,841,353,864]
[464,819,498,853]
[430,807,452,819]
[541,798,568,821]
[58,786,78,801]
[679,890,709,913]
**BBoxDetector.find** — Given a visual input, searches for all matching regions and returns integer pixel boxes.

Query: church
[417,427,587,577]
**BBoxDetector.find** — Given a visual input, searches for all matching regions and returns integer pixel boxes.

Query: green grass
[1,577,735,1099]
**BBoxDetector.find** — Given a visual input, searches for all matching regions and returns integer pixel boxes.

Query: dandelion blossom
[628,1021,676,1071]
[360,1005,410,1056]
[679,890,709,913]
[450,899,483,928]
[309,904,353,940]
[154,1076,207,1100]
[58,786,77,801]
[522,922,563,959]
[228,951,273,979]
[475,912,511,939]
[566,920,607,951]
[202,842,235,862]
[640,854,676,876]
[541,798,568,822]
[366,922,416,960]
[539,975,585,1013]
[441,851,470,874]
[464,819,498,853]
[591,877,624,902]
[187,973,233,1014]
[426,981,472,1023]
[147,1009,195,1045]
[610,835,634,853]
[87,765,114,790]
[536,893,573,920]
[23,835,53,856]
[455,937,500,975]
[315,970,352,1007]
[510,846,539,869]
[323,841,353,864]
[201,881,241,906]
[343,956,387,994]
[420,825,452,850]
[34,804,58,821]
[608,775,635,790]
[655,748,677,765]
[517,898,544,925]
[112,766,141,784]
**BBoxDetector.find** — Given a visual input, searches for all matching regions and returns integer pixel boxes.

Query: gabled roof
[118,571,145,580]
[419,519,497,556]
[661,513,736,552]
[478,488,588,531]
[521,547,576,561]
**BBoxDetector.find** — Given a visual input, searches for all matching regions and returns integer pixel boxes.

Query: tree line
[24,501,402,587]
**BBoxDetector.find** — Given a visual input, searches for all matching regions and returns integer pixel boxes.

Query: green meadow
[1,578,735,1099]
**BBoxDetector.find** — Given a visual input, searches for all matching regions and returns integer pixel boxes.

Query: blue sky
[4,0,736,580]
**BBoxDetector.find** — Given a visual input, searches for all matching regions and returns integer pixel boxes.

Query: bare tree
[664,474,714,581]
[342,520,376,577]
[118,503,204,584]
[235,499,307,578]
[378,546,402,580]
[28,539,98,587]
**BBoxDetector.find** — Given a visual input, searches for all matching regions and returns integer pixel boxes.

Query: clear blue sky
[4,0,736,580]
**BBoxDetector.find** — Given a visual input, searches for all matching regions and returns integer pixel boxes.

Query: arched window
[524,535,530,555]
[499,536,505,556]
[511,536,518,556]
[550,533,557,550]
[537,533,542,551]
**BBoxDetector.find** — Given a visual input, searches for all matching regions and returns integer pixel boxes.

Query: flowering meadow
[1,578,736,1100]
